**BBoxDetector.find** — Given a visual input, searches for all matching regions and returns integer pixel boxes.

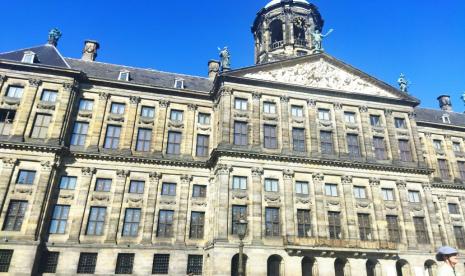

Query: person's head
[436,246,459,267]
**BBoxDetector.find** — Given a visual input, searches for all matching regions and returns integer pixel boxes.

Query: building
[0,0,464,275]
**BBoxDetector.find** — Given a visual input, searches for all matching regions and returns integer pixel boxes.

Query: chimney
[208,60,220,80]
[437,95,453,112]
[81,40,100,62]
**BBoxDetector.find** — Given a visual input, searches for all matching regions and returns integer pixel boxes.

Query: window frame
[140,106,155,118]
[122,208,141,237]
[110,102,125,115]
[77,253,98,274]
[169,109,184,121]
[263,102,277,114]
[325,183,338,197]
[295,181,309,195]
[263,124,278,149]
[31,113,51,139]
[40,89,58,102]
[407,190,421,203]
[71,121,89,146]
[104,125,121,149]
[320,131,333,155]
[192,185,207,198]
[115,253,135,274]
[264,178,279,192]
[129,180,145,194]
[6,86,23,98]
[232,205,247,235]
[95,178,112,192]
[265,207,280,237]
[292,127,306,152]
[344,111,356,123]
[233,121,248,146]
[78,99,94,111]
[161,183,176,196]
[196,134,209,157]
[17,170,36,185]
[118,71,130,82]
[136,128,152,152]
[291,105,303,117]
[328,211,342,240]
[157,210,174,237]
[381,188,395,201]
[353,186,367,199]
[297,209,311,237]
[167,131,182,155]
[3,200,28,231]
[189,211,205,239]
[234,98,248,111]
[232,176,247,190]
[152,254,170,274]
[49,205,70,234]
[198,113,210,125]
[86,207,106,236]
[59,176,77,190]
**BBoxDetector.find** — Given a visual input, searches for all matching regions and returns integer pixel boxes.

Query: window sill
[37,101,56,110]
[2,96,21,106]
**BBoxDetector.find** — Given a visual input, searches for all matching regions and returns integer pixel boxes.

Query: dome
[264,0,309,9]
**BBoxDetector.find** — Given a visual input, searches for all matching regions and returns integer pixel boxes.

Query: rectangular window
[95,178,112,192]
[344,112,356,123]
[454,226,465,249]
[71,122,89,146]
[31,114,51,138]
[6,86,23,98]
[291,105,303,117]
[263,102,276,114]
[234,98,248,110]
[433,140,443,151]
[196,134,209,157]
[104,125,121,149]
[265,208,280,236]
[192,185,206,198]
[86,207,106,236]
[152,254,170,274]
[264,178,279,192]
[328,211,342,239]
[136,128,152,152]
[0,109,16,135]
[232,176,247,190]
[174,78,184,89]
[453,142,462,153]
[78,99,94,111]
[115,253,134,274]
[0,250,13,272]
[189,212,205,239]
[40,90,58,102]
[263,124,277,149]
[129,180,144,194]
[161,183,176,196]
[119,71,130,81]
[413,217,430,244]
[353,186,366,199]
[320,131,333,154]
[198,113,210,125]
[408,190,421,203]
[110,103,125,115]
[358,213,372,240]
[325,184,338,197]
[17,170,36,185]
[370,115,381,127]
[122,208,141,237]
[157,210,174,237]
[458,161,465,180]
[386,215,400,242]
[49,205,70,234]
[233,121,248,146]
[167,131,182,155]
[39,251,59,273]
[394,118,407,129]
[22,52,35,63]
[295,181,309,195]
[399,140,412,162]
[448,203,460,215]
[170,109,183,121]
[59,176,77,190]
[347,134,360,158]
[187,255,203,275]
[318,109,330,120]
[3,200,27,231]
[77,253,97,274]
[140,106,155,118]
[373,137,386,160]
[438,159,451,180]
[292,128,306,152]
[382,188,394,201]
[232,205,247,235]
[297,209,311,237]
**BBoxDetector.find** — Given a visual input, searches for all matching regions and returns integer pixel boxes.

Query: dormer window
[174,78,184,89]
[22,51,35,63]
[118,71,130,81]
[442,114,451,124]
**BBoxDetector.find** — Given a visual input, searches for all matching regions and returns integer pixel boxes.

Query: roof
[0,45,70,68]
[265,0,309,9]
[415,108,465,128]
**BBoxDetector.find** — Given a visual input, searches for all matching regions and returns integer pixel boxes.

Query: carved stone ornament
[188,104,197,111]
[91,194,110,202]
[251,167,264,177]
[233,111,249,119]
[345,123,359,131]
[219,87,232,96]
[409,204,423,212]
[126,196,143,203]
[252,92,261,100]
[215,164,232,175]
[149,172,162,181]
[384,203,397,210]
[28,79,42,87]
[168,120,184,129]
[263,114,278,121]
[296,197,311,204]
[396,180,407,189]
[2,96,21,106]
[372,127,385,135]
[14,186,33,195]
[116,170,129,178]
[312,173,324,182]
[326,200,340,207]
[422,183,432,191]
[319,120,332,128]
[280,96,289,103]
[384,109,393,117]
[424,132,432,137]
[59,193,74,200]
[81,167,96,176]
[265,193,281,203]
[197,125,211,131]
[78,110,93,119]
[437,195,447,202]
[41,161,55,171]
[63,82,78,92]
[192,201,207,207]
[307,99,316,107]
[369,178,380,186]
[107,113,125,122]
[159,100,170,108]
[451,216,462,222]
[232,191,249,200]
[283,169,294,179]
[2,158,18,168]
[181,174,193,183]
[0,75,6,82]
[356,201,371,208]
[292,118,304,124]
[130,96,140,104]
[408,112,416,119]
[99,92,110,100]
[359,106,368,113]
[333,103,343,110]
[37,101,56,110]
[160,197,176,205]
[341,175,353,184]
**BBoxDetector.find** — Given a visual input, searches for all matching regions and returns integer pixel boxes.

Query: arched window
[424,260,437,276]
[267,255,283,276]
[270,20,284,49]
[302,257,317,276]
[231,253,248,276]
[396,259,411,276]
[293,18,307,47]
[366,259,381,276]
[335,258,351,276]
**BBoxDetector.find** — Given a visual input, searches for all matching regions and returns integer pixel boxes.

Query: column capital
[99,92,110,100]
[251,167,264,177]
[283,169,294,179]
[359,105,368,113]
[40,161,55,171]
[252,92,261,100]
[63,81,78,93]
[341,175,353,185]
[0,75,6,83]
[408,112,416,119]
[219,86,232,96]
[180,174,193,183]
[369,177,380,186]
[187,104,197,111]
[28,79,42,87]
[215,164,232,175]
[333,102,343,110]
[116,170,129,179]
[437,195,447,203]
[81,167,96,176]
[422,182,432,191]
[312,173,324,183]
[396,180,407,189]
[2,158,18,168]
[149,172,162,181]
[159,99,170,108]
[130,96,140,104]
[280,95,289,103]
[307,99,316,107]
[384,109,393,117]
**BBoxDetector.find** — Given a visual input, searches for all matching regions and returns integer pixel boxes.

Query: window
[157,210,174,237]
[3,200,27,231]
[386,215,400,242]
[115,253,134,274]
[442,113,451,124]
[347,134,360,158]
[232,176,247,190]
[263,102,276,114]
[110,103,125,115]
[0,109,16,135]
[344,112,356,123]
[189,212,205,239]
[292,128,305,152]
[174,78,184,89]
[320,131,333,154]
[17,170,36,185]
[373,137,386,160]
[59,176,77,190]
[95,178,112,192]
[358,213,372,240]
[122,208,141,237]
[234,98,247,110]
[161,183,176,196]
[192,185,206,198]
[232,205,247,235]
[118,71,130,81]
[438,159,451,180]
[408,190,420,203]
[354,186,366,199]
[399,140,412,162]
[433,140,443,151]
[49,205,70,234]
[187,255,203,275]
[295,181,309,195]
[22,51,35,63]
[77,253,97,274]
[454,226,465,249]
[381,188,394,201]
[318,109,330,120]
[233,121,248,146]
[31,114,51,138]
[328,211,342,239]
[291,105,303,117]
[140,106,155,118]
[395,118,407,129]
[78,99,93,111]
[6,86,23,98]
[325,184,338,197]
[170,109,183,121]
[167,131,182,155]
[370,115,381,127]
[448,203,460,215]
[136,128,152,152]
[39,251,59,273]
[86,207,106,236]
[129,180,144,194]
[0,250,13,272]
[104,125,121,149]
[264,178,278,192]
[264,124,277,149]
[40,90,58,102]
[71,122,88,146]
[458,161,465,180]
[152,254,170,274]
[265,208,280,236]
[196,134,209,157]
[297,209,311,237]
[198,113,210,125]
[453,142,462,153]
[413,217,430,244]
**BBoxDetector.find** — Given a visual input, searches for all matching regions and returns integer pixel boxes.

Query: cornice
[0,141,62,153]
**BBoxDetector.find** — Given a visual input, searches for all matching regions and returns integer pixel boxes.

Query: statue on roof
[47,28,62,47]
[311,28,333,53]
[219,47,231,71]
[462,92,465,105]
[397,73,410,93]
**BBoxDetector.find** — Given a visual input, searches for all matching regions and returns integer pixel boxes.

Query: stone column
[423,184,442,247]
[280,96,291,154]
[153,100,169,153]
[0,158,18,215]
[213,165,231,241]
[89,93,109,149]
[176,174,192,243]
[105,169,129,243]
[341,175,358,241]
[333,103,346,158]
[369,178,386,242]
[282,169,295,242]
[385,109,400,162]
[142,172,161,244]
[184,104,197,157]
[312,173,327,238]
[307,99,319,157]
[219,87,232,146]
[359,106,374,161]
[438,195,455,246]
[408,112,426,166]
[121,96,139,150]
[397,180,417,248]
[14,79,41,138]
[251,92,261,149]
[251,167,264,243]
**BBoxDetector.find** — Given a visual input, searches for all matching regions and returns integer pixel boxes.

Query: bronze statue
[397,73,410,93]
[47,28,62,46]
[219,47,231,71]
[311,28,333,52]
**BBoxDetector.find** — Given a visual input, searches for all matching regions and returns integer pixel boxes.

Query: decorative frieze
[37,101,56,110]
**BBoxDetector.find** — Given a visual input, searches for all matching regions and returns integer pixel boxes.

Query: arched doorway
[424,260,438,276]
[335,258,351,276]
[231,253,248,276]
[302,256,317,276]
[267,255,283,276]
[366,259,381,276]
[396,259,411,276]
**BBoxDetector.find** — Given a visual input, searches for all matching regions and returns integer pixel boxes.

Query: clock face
[293,17,307,29]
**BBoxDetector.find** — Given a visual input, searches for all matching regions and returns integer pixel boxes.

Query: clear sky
[1,0,464,112]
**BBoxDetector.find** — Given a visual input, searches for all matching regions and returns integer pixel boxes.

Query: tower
[252,0,324,64]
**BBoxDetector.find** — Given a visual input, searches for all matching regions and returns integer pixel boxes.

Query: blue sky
[1,0,464,112]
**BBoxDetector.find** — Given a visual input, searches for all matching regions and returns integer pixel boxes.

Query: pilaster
[176,174,192,243]
[121,96,139,150]
[0,75,6,91]
[312,173,327,238]
[142,172,161,244]
[307,99,319,157]
[396,180,417,248]
[251,92,261,149]
[89,93,109,148]
[408,112,426,167]
[280,96,291,154]
[438,195,455,247]
[423,183,442,247]
[282,169,295,241]
[184,104,197,156]
[334,103,346,158]
[0,158,18,215]
[153,100,169,153]
[14,79,41,138]
[359,106,374,161]
[385,109,400,162]
[341,175,357,240]
[369,178,386,241]
[251,167,263,243]
[219,87,232,145]
[105,169,129,243]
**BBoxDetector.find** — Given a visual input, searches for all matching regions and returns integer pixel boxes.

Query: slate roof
[415,108,465,128]
[0,45,70,68]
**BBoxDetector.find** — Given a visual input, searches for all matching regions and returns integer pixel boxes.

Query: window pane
[110,103,125,114]
[31,114,51,138]
[136,128,152,152]
[7,86,23,98]
[71,122,88,146]
[234,122,248,146]
[104,125,121,149]
[79,99,93,111]
[141,106,155,118]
